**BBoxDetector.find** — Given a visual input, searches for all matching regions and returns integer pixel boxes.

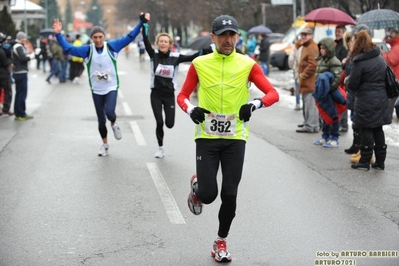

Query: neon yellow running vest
[192,50,256,141]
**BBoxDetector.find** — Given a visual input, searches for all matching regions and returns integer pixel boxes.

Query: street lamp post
[45,0,48,28]
[261,3,267,26]
[24,0,27,34]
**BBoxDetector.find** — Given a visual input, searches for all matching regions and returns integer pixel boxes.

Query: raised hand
[52,19,63,34]
[139,12,151,23]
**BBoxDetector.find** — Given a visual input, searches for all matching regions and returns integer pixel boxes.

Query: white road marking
[146,162,186,225]
[118,90,125,99]
[129,121,147,146]
[122,102,133,116]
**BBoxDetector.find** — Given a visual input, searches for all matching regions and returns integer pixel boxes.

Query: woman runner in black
[141,16,210,158]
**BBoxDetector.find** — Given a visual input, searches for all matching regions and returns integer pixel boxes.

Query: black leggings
[150,89,175,146]
[195,139,246,238]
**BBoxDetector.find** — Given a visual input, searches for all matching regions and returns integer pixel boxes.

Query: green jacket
[51,41,64,61]
[316,37,342,90]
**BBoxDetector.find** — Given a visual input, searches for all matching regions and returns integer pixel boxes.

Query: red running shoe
[211,238,232,262]
[187,174,202,215]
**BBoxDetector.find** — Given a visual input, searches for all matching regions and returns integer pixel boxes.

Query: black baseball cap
[212,15,239,35]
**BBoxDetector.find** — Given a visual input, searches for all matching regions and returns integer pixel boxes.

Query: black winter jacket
[334,38,347,62]
[258,38,270,62]
[347,47,391,128]
[0,45,12,79]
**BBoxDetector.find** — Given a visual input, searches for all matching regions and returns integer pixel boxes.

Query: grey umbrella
[248,25,273,35]
[189,35,212,51]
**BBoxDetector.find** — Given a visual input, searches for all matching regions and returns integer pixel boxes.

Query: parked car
[268,33,285,44]
[269,17,351,70]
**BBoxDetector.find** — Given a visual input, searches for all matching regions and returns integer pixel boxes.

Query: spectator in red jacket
[382,29,399,118]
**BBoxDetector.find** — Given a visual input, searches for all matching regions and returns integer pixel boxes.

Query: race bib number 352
[204,113,237,137]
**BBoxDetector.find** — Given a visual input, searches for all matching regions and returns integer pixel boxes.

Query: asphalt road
[0,49,398,266]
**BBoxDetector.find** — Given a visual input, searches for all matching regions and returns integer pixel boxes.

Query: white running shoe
[154,148,164,158]
[112,122,122,140]
[74,77,81,84]
[98,144,109,156]
[323,139,339,148]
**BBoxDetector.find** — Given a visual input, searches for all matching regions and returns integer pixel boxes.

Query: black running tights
[150,90,175,146]
[195,139,246,238]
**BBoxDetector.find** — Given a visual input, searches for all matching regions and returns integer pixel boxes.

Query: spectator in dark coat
[347,30,391,170]
[258,33,270,76]
[0,33,13,116]
[39,37,49,72]
[334,25,348,62]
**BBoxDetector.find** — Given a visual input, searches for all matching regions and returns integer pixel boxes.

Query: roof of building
[10,0,44,12]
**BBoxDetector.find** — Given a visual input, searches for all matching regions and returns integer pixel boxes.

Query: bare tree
[116,0,399,47]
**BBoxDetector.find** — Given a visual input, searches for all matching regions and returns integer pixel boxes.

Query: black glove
[139,13,148,23]
[190,107,210,124]
[239,103,256,122]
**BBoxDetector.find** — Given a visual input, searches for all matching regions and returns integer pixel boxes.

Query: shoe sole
[211,250,232,262]
[351,165,370,170]
[344,150,359,154]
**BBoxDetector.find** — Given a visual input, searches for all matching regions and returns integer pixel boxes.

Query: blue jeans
[321,120,340,140]
[61,60,70,81]
[42,59,47,72]
[92,90,118,138]
[260,61,268,76]
[46,59,62,81]
[294,78,300,105]
[13,73,28,117]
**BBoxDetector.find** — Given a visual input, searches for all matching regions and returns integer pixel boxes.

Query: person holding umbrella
[258,33,270,75]
[141,16,211,158]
